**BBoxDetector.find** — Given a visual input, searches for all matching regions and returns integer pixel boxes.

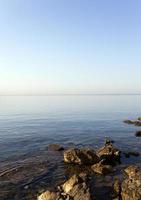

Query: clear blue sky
[0,0,141,94]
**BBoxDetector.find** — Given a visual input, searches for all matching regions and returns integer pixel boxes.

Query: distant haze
[0,0,141,95]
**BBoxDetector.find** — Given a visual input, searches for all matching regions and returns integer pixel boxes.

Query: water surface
[0,95,141,199]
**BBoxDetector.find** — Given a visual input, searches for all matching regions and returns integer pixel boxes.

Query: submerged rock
[121,165,141,200]
[123,151,140,158]
[48,144,64,151]
[91,163,112,175]
[97,143,120,164]
[64,148,99,165]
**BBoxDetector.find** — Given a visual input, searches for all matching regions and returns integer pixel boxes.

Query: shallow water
[0,95,141,199]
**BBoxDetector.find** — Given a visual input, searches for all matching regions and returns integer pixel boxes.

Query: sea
[0,95,141,199]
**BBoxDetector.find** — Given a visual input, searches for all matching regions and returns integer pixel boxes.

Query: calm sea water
[0,95,141,161]
[0,95,141,199]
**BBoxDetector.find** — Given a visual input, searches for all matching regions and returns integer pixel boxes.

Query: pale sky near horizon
[0,0,141,95]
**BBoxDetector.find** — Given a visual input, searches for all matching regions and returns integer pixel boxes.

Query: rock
[91,163,112,175]
[135,131,141,137]
[38,174,92,200]
[124,165,140,178]
[105,139,115,145]
[123,119,141,126]
[121,165,141,200]
[97,143,120,164]
[134,121,141,126]
[123,119,135,124]
[62,174,86,194]
[37,190,61,200]
[62,174,80,194]
[62,174,92,200]
[69,181,92,200]
[112,178,121,199]
[64,148,99,165]
[48,144,64,151]
[124,151,140,158]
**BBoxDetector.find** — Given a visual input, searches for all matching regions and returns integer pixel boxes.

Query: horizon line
[0,93,141,96]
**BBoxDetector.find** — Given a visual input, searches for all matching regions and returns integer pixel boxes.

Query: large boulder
[121,165,141,200]
[97,143,120,164]
[64,148,99,165]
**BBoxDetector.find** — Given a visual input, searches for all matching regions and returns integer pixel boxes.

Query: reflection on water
[0,95,141,199]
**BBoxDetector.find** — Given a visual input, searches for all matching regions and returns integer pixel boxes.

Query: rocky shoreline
[38,140,141,200]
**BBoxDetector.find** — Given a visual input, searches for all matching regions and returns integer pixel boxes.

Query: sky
[0,0,141,95]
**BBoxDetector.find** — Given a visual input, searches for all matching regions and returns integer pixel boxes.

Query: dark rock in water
[104,139,115,145]
[91,163,112,175]
[48,144,64,151]
[123,119,141,126]
[134,121,141,126]
[123,151,140,158]
[121,165,141,200]
[123,119,135,124]
[64,148,99,165]
[135,131,141,137]
[38,174,92,200]
[97,143,121,165]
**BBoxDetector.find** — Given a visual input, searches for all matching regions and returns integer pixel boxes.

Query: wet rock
[97,143,120,164]
[91,163,112,175]
[135,131,141,137]
[48,144,64,151]
[64,148,99,165]
[121,165,141,200]
[37,190,61,200]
